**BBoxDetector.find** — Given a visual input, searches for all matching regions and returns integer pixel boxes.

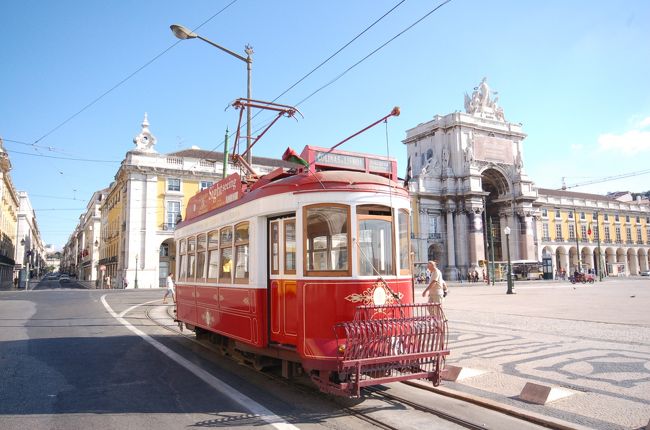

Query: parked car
[641,270,650,277]
[59,275,70,282]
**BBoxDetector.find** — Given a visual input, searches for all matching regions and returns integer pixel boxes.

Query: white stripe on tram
[101,295,300,430]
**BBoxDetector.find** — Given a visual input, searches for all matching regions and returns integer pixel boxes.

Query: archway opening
[482,168,511,262]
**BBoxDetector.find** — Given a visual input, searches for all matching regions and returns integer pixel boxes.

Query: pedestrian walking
[105,275,112,289]
[422,261,447,308]
[163,273,175,304]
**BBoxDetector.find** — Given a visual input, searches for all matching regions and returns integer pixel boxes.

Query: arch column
[467,206,485,270]
[445,202,458,280]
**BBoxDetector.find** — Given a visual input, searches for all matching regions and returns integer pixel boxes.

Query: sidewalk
[417,278,650,430]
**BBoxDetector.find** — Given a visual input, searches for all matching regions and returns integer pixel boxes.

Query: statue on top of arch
[464,77,506,122]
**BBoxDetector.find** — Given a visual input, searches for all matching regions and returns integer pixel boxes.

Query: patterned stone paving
[416,279,650,429]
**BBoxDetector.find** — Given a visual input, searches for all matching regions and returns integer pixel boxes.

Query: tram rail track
[140,303,506,430]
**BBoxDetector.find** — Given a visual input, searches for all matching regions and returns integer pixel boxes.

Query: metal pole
[482,198,489,284]
[574,208,580,273]
[222,128,229,178]
[506,230,515,294]
[596,212,603,281]
[245,45,253,166]
[489,217,495,286]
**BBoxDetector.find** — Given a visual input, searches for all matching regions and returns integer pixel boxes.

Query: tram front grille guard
[334,303,449,396]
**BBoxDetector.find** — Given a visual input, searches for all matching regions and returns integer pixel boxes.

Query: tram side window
[284,220,296,274]
[219,227,233,283]
[187,237,196,280]
[196,234,206,281]
[234,222,249,283]
[357,205,394,276]
[305,204,350,276]
[207,231,219,281]
[398,209,410,274]
[178,239,187,281]
[270,221,280,275]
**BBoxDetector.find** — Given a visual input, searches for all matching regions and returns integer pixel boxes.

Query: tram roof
[180,169,408,226]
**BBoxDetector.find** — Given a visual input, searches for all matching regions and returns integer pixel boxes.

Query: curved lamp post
[504,226,515,294]
[170,24,253,165]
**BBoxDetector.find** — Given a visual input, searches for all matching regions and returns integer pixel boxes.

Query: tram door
[268,217,298,346]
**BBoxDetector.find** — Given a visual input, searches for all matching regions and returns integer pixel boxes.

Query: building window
[580,212,585,220]
[428,215,438,235]
[568,211,574,220]
[593,225,599,240]
[604,214,609,221]
[626,227,632,243]
[615,226,621,243]
[568,224,575,239]
[593,212,598,220]
[200,180,214,191]
[555,224,563,240]
[636,216,640,223]
[637,227,642,243]
[581,225,587,240]
[166,201,181,230]
[615,214,619,222]
[625,215,630,223]
[167,178,181,192]
[160,243,169,257]
[555,209,561,218]
[542,223,549,240]
[604,226,611,242]
[541,208,548,218]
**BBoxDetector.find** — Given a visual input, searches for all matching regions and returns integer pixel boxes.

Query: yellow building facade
[537,188,649,277]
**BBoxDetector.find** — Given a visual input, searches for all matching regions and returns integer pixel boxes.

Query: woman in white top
[422,260,447,305]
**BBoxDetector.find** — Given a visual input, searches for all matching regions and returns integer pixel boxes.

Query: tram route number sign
[186,173,243,221]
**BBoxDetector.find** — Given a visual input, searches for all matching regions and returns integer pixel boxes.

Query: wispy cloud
[598,116,650,155]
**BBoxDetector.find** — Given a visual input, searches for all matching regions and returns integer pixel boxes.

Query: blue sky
[2,0,649,248]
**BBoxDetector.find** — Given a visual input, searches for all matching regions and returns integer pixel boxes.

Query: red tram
[173,104,448,397]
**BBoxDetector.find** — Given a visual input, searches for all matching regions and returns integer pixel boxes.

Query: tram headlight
[338,344,346,354]
[373,285,387,306]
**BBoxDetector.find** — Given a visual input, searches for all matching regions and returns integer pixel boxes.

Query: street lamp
[504,226,515,294]
[170,24,254,165]
[134,253,139,289]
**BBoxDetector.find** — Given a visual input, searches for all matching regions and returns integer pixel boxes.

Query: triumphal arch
[403,78,538,280]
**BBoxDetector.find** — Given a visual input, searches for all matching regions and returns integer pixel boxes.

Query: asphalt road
[1,277,647,429]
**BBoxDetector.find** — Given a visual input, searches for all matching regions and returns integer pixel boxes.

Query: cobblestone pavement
[415,277,650,430]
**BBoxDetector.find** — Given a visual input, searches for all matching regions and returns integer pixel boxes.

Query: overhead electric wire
[27,0,240,146]
[203,0,408,155]
[295,0,453,107]
[7,149,120,163]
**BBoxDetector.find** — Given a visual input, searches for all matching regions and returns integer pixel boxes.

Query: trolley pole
[488,217,495,286]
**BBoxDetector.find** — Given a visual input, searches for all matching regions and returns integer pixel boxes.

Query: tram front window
[305,205,350,275]
[358,217,394,276]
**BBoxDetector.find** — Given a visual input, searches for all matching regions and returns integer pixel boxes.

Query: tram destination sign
[186,173,242,220]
